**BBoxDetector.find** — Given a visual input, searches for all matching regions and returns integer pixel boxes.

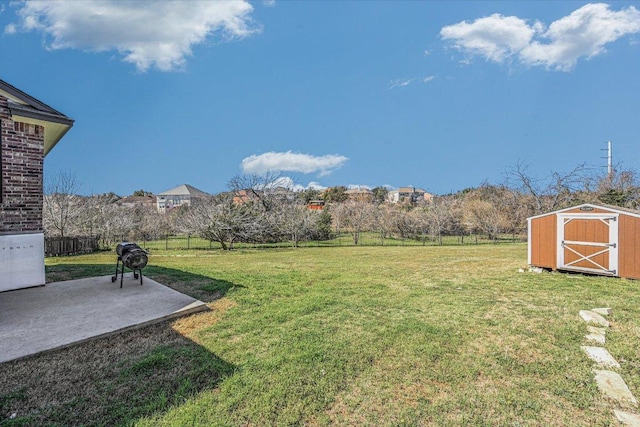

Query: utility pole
[607,140,613,179]
[601,141,613,184]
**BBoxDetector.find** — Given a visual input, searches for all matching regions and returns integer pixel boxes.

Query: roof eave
[527,203,640,221]
[8,101,74,127]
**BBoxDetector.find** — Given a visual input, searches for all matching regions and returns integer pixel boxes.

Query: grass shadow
[0,320,236,426]
[45,263,243,303]
[1,264,241,426]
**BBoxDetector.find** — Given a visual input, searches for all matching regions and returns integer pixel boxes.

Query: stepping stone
[581,346,620,368]
[614,410,640,427]
[585,326,607,344]
[593,370,638,407]
[592,307,613,316]
[579,310,610,327]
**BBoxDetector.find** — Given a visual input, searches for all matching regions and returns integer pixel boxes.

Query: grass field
[2,244,639,426]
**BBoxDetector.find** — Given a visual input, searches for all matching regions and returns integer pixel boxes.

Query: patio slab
[0,275,207,363]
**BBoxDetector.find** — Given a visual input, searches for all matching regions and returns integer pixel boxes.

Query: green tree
[322,186,348,203]
[371,186,389,204]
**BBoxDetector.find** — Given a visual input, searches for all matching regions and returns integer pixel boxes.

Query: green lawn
[2,244,639,426]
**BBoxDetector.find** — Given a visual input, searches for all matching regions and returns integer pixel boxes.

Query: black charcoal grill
[111,242,148,288]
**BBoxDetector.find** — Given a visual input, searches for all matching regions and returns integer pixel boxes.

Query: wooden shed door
[557,214,619,276]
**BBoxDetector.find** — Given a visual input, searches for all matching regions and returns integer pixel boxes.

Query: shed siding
[530,214,556,269]
[619,215,640,279]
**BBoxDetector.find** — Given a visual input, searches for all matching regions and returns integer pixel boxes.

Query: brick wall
[0,95,45,234]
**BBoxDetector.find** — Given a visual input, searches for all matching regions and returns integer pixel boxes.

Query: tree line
[43,163,639,250]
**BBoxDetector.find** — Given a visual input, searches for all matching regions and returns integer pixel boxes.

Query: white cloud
[388,78,415,89]
[389,76,435,89]
[521,3,640,71]
[265,176,303,191]
[307,182,327,190]
[441,13,537,63]
[440,3,640,71]
[8,0,259,72]
[4,23,16,35]
[260,176,326,192]
[241,151,348,176]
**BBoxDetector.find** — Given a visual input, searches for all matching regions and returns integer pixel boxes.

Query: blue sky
[1,1,639,196]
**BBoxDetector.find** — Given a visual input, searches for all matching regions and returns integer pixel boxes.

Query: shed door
[557,214,619,276]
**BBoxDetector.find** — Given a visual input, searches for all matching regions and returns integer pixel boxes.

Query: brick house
[1,79,74,291]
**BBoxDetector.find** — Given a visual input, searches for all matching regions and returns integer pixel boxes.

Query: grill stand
[111,255,144,288]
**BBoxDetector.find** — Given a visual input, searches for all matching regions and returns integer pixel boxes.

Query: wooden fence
[45,236,100,257]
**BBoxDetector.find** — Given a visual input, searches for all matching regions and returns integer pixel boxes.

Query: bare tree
[331,199,374,245]
[461,185,511,241]
[505,160,589,215]
[272,202,322,247]
[43,171,82,237]
[393,207,420,240]
[420,197,459,245]
[370,204,399,244]
[228,172,284,212]
[179,193,263,250]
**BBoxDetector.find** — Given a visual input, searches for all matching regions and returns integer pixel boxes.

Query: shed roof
[527,203,640,221]
[0,79,74,156]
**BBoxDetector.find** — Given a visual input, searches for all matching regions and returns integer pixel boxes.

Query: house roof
[527,203,640,221]
[0,79,74,156]
[157,184,209,197]
[396,187,426,193]
[345,188,373,194]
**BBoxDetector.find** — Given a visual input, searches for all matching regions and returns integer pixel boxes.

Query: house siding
[1,95,45,234]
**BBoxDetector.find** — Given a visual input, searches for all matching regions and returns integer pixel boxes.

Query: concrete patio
[0,274,208,363]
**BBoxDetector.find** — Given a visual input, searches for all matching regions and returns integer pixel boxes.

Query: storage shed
[528,203,640,279]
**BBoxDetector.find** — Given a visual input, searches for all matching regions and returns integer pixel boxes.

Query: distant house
[269,186,296,202]
[1,79,74,291]
[156,184,208,213]
[233,189,258,205]
[307,200,325,211]
[387,187,433,204]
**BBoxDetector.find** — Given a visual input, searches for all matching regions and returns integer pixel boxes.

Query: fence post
[165,234,169,250]
[187,235,190,250]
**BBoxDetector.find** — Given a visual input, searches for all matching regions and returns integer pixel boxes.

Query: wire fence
[91,232,525,253]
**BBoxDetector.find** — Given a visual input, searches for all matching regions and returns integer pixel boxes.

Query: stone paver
[592,307,613,316]
[579,310,610,327]
[582,346,621,369]
[593,370,638,407]
[614,410,640,427]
